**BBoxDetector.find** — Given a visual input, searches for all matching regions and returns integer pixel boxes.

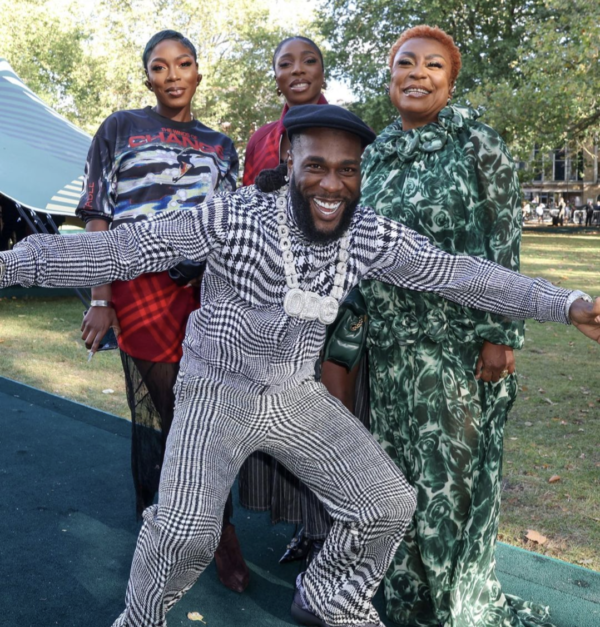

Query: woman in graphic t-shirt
[76,29,247,593]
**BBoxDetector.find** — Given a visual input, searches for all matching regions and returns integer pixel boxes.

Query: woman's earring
[384,85,390,95]
[322,81,327,90]
[284,174,289,183]
[276,88,282,96]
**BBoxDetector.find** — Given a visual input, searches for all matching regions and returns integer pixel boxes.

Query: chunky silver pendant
[276,186,347,325]
[319,295,340,324]
[284,289,340,324]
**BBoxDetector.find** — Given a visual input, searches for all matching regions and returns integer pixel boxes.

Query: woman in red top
[242,37,328,185]
[239,36,332,562]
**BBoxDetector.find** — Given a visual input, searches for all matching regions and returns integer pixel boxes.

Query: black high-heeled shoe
[280,526,312,563]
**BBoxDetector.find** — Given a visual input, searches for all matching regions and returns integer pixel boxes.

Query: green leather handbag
[323,287,368,371]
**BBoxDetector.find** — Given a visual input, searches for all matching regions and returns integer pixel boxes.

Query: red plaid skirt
[111,271,200,363]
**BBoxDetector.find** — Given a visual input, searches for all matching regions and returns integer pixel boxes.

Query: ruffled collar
[368,105,479,164]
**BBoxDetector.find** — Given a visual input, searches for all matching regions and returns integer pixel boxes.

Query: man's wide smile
[312,197,343,218]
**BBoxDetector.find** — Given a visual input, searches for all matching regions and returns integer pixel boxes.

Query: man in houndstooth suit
[1,105,599,627]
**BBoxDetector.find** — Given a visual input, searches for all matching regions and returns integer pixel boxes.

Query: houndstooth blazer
[0,185,576,394]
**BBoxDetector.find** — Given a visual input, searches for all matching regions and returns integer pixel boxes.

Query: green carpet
[0,376,598,627]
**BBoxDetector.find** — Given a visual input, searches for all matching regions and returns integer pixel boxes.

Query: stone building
[522,144,600,208]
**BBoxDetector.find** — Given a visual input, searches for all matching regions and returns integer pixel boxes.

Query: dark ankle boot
[305,539,324,567]
[214,523,250,593]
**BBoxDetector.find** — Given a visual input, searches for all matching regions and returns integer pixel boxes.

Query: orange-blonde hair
[388,25,462,87]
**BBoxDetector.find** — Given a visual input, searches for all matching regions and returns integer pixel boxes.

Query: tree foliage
[319,0,600,164]
[0,0,95,121]
[0,0,311,154]
[467,0,600,160]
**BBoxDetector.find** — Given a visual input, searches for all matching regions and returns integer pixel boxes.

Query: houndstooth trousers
[111,374,417,627]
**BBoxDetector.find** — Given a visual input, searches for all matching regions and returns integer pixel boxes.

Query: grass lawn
[0,229,598,571]
[0,294,128,417]
[501,230,600,571]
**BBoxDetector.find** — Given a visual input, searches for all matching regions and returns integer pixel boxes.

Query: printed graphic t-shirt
[76,106,238,226]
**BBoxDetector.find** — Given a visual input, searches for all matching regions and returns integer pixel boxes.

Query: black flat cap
[283,104,376,147]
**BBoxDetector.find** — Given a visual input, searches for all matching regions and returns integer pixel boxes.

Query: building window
[532,145,543,181]
[566,150,584,181]
[554,148,566,181]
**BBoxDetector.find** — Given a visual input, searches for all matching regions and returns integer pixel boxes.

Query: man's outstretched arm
[0,197,227,290]
[364,215,595,330]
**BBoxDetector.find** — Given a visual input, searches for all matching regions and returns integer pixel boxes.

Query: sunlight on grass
[0,296,128,417]
[503,231,600,571]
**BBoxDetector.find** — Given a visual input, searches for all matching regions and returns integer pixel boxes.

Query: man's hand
[475,341,515,383]
[81,306,120,353]
[570,297,600,342]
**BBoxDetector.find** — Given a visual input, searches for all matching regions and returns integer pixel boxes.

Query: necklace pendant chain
[276,186,348,325]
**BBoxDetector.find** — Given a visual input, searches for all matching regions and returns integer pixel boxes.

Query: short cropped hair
[388,25,462,86]
[142,30,197,71]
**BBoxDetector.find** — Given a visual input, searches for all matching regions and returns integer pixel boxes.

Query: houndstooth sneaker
[290,573,383,627]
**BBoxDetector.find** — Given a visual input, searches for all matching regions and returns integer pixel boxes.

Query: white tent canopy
[0,59,91,218]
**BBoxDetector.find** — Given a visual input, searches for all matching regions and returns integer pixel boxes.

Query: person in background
[357,25,552,627]
[536,202,545,223]
[557,199,566,226]
[76,29,248,593]
[242,36,327,186]
[585,200,595,227]
[239,35,331,564]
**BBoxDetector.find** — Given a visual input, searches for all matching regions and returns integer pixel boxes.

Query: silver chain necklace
[276,186,349,325]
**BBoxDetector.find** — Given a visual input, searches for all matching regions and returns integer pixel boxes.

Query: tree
[467,0,600,162]
[0,0,100,127]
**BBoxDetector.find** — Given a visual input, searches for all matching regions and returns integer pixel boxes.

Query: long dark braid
[255,163,288,193]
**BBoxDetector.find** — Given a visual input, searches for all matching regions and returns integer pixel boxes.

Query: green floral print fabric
[360,106,554,627]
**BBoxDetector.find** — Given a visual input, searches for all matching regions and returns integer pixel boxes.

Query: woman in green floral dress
[359,26,554,627]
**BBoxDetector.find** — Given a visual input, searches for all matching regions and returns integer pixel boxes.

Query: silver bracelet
[90,299,113,308]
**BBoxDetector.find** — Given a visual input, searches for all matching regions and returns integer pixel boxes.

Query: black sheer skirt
[120,350,235,519]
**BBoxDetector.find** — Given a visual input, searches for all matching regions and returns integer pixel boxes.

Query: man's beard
[289,175,360,244]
